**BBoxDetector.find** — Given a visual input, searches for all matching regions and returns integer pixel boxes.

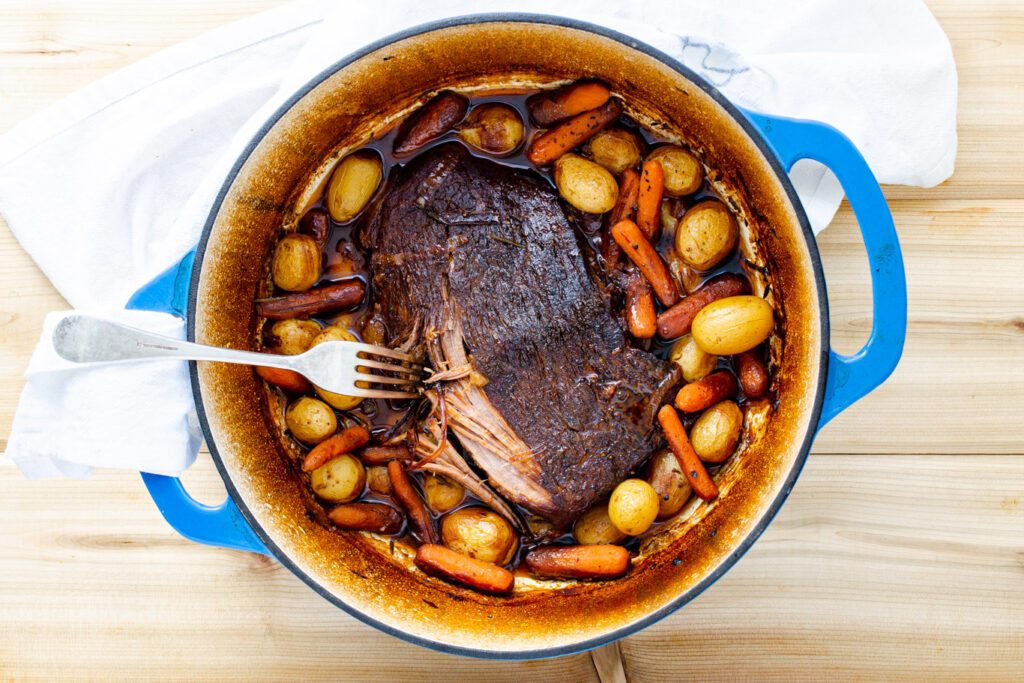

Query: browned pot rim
[186,13,829,659]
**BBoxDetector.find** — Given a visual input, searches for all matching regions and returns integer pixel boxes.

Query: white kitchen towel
[0,0,957,478]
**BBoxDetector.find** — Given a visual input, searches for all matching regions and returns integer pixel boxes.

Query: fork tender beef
[362,144,680,528]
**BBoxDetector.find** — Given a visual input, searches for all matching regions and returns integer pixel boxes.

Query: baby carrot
[736,349,768,398]
[255,365,312,394]
[525,545,630,580]
[394,91,469,154]
[527,99,622,166]
[415,544,514,595]
[674,371,738,413]
[328,502,404,535]
[636,159,665,241]
[657,405,719,501]
[625,275,657,339]
[388,460,440,545]
[528,82,611,126]
[611,219,680,306]
[355,445,411,465]
[302,426,371,472]
[656,273,750,339]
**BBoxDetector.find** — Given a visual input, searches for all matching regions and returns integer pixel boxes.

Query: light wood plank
[814,199,1024,453]
[1,453,1021,679]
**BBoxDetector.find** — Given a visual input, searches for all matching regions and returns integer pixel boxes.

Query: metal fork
[52,314,424,399]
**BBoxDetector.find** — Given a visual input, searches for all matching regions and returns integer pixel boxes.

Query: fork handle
[53,314,294,371]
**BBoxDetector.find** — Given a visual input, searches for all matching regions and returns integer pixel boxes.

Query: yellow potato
[573,503,627,545]
[669,333,718,383]
[691,295,775,355]
[690,401,744,463]
[310,453,365,503]
[457,104,524,154]
[326,152,382,223]
[441,507,518,565]
[285,396,337,444]
[553,153,619,214]
[309,325,363,410]
[647,145,703,197]
[366,465,392,495]
[675,200,738,271]
[645,449,692,519]
[269,319,321,356]
[272,233,321,292]
[423,474,465,513]
[608,478,660,536]
[587,128,643,175]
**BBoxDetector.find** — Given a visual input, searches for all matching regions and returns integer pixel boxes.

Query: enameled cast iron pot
[126,15,907,659]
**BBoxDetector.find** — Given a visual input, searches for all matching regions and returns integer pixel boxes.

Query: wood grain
[1,454,1021,680]
[1,0,1022,680]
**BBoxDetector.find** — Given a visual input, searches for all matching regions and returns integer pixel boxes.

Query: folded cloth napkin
[0,0,957,478]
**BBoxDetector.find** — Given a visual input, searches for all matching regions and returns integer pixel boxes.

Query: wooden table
[1,2,1021,679]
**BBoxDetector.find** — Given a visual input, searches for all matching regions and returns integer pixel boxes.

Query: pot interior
[190,16,825,656]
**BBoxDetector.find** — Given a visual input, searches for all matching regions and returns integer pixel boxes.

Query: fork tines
[351,343,424,400]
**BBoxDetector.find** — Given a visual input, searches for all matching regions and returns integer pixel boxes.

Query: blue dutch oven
[124,15,905,659]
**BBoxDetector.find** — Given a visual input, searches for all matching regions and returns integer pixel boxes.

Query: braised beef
[363,145,680,527]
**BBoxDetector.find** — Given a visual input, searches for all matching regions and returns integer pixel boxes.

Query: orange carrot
[526,99,621,166]
[388,460,440,545]
[528,82,611,126]
[394,91,469,154]
[355,445,411,465]
[611,219,680,306]
[255,365,312,394]
[601,168,640,273]
[625,275,657,339]
[415,544,514,595]
[674,371,738,413]
[656,273,750,339]
[525,545,630,580]
[636,160,665,241]
[301,426,371,472]
[736,349,768,398]
[657,405,719,501]
[328,502,404,535]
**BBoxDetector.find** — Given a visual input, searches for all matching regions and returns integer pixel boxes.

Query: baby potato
[366,465,392,495]
[573,503,627,545]
[669,333,718,383]
[587,128,643,175]
[309,325,363,410]
[269,319,321,356]
[441,507,518,565]
[285,396,337,444]
[553,153,619,214]
[457,103,524,154]
[675,200,738,271]
[645,448,692,519]
[326,152,382,223]
[608,478,660,536]
[690,401,744,463]
[647,145,703,197]
[310,453,366,503]
[423,474,465,513]
[691,295,775,355]
[272,233,321,292]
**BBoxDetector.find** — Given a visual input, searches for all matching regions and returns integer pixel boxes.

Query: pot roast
[363,145,680,528]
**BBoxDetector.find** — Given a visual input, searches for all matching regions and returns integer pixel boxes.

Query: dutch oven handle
[741,110,908,428]
[126,251,269,555]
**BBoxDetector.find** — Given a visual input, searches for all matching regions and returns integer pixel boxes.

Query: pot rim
[187,12,829,660]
